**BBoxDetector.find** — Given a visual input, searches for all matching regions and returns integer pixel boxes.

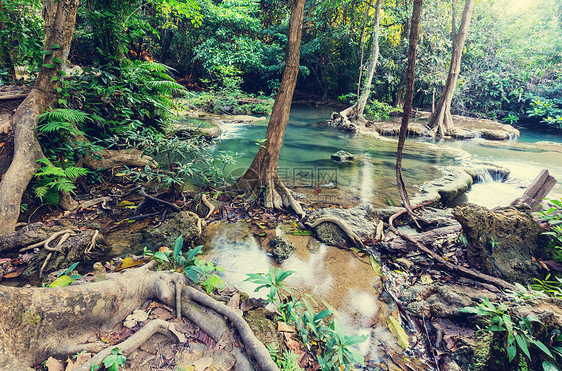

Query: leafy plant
[531,274,562,298]
[502,113,519,125]
[539,198,562,261]
[33,158,89,204]
[101,347,126,371]
[49,262,82,288]
[460,298,562,369]
[245,268,367,371]
[143,236,224,292]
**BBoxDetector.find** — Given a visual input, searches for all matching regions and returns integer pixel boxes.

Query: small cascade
[359,155,374,204]
[474,167,494,183]
[506,131,519,142]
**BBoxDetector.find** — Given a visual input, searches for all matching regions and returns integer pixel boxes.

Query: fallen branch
[306,216,365,249]
[388,205,516,291]
[0,93,28,101]
[509,169,557,211]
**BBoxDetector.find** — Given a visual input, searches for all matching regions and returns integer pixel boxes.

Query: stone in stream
[330,150,356,163]
[452,203,546,283]
[270,236,295,263]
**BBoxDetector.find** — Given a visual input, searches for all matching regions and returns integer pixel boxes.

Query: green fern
[39,109,89,124]
[148,80,186,95]
[33,159,88,204]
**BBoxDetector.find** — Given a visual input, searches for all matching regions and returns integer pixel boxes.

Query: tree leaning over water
[234,0,306,217]
[428,0,475,136]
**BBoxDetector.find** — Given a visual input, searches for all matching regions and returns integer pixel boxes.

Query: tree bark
[0,0,80,236]
[395,0,423,214]
[428,0,475,137]
[235,0,306,217]
[338,0,382,126]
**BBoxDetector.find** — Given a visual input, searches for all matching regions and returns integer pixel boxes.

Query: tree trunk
[235,0,306,217]
[336,0,381,129]
[395,0,423,214]
[0,0,80,236]
[356,0,373,98]
[428,0,475,137]
[356,0,382,117]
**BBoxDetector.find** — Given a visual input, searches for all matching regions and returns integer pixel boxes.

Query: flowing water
[181,106,562,366]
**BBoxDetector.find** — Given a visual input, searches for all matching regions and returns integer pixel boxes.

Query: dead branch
[388,204,516,291]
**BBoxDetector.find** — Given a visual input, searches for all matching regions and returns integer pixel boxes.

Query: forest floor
[1,96,561,371]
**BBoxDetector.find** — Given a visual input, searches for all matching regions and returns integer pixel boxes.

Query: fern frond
[148,80,186,95]
[37,120,74,133]
[46,178,76,193]
[34,185,48,200]
[64,166,89,180]
[35,166,66,178]
[39,109,89,124]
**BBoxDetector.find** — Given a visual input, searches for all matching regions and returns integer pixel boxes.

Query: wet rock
[331,150,356,163]
[270,236,295,263]
[452,203,545,283]
[143,211,200,249]
[309,204,378,248]
[400,283,499,318]
[411,207,459,229]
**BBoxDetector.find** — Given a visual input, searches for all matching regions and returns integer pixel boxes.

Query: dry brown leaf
[277,322,296,333]
[65,353,91,371]
[45,357,64,371]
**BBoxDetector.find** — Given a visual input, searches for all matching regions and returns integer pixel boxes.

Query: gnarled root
[263,176,305,218]
[0,266,278,371]
[306,217,365,249]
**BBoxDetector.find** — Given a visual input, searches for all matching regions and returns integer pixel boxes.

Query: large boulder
[308,204,378,248]
[452,203,545,283]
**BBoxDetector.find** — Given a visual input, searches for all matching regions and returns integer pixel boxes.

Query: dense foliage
[2,0,560,129]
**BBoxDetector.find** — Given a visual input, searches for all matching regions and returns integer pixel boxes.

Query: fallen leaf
[123,310,149,328]
[240,298,266,311]
[387,315,409,349]
[2,270,22,279]
[45,356,64,371]
[277,322,296,333]
[65,352,91,371]
[420,274,433,284]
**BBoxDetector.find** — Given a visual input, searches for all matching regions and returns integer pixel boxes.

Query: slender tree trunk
[356,0,382,117]
[335,0,381,128]
[356,0,372,98]
[396,0,423,214]
[428,0,475,137]
[394,0,411,108]
[235,0,305,217]
[0,0,80,235]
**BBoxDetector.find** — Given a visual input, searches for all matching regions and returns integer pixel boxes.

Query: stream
[181,106,562,367]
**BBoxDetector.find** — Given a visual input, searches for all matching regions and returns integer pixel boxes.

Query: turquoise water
[206,106,562,208]
[215,105,458,207]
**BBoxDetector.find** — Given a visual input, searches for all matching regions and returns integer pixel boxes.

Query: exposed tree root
[388,204,516,291]
[76,319,185,371]
[201,193,216,219]
[306,217,365,249]
[0,266,278,371]
[79,148,153,170]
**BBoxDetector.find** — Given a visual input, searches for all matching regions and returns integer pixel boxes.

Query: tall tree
[332,0,382,130]
[0,0,80,235]
[396,0,422,215]
[234,0,306,217]
[428,0,475,136]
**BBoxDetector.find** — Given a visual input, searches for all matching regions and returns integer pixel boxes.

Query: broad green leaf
[515,334,531,360]
[49,275,75,288]
[542,361,559,371]
[43,63,55,69]
[153,251,169,262]
[507,334,516,362]
[51,44,60,49]
[53,57,62,64]
[173,235,183,260]
[533,339,554,359]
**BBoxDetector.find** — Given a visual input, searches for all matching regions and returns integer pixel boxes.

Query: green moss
[20,310,42,326]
